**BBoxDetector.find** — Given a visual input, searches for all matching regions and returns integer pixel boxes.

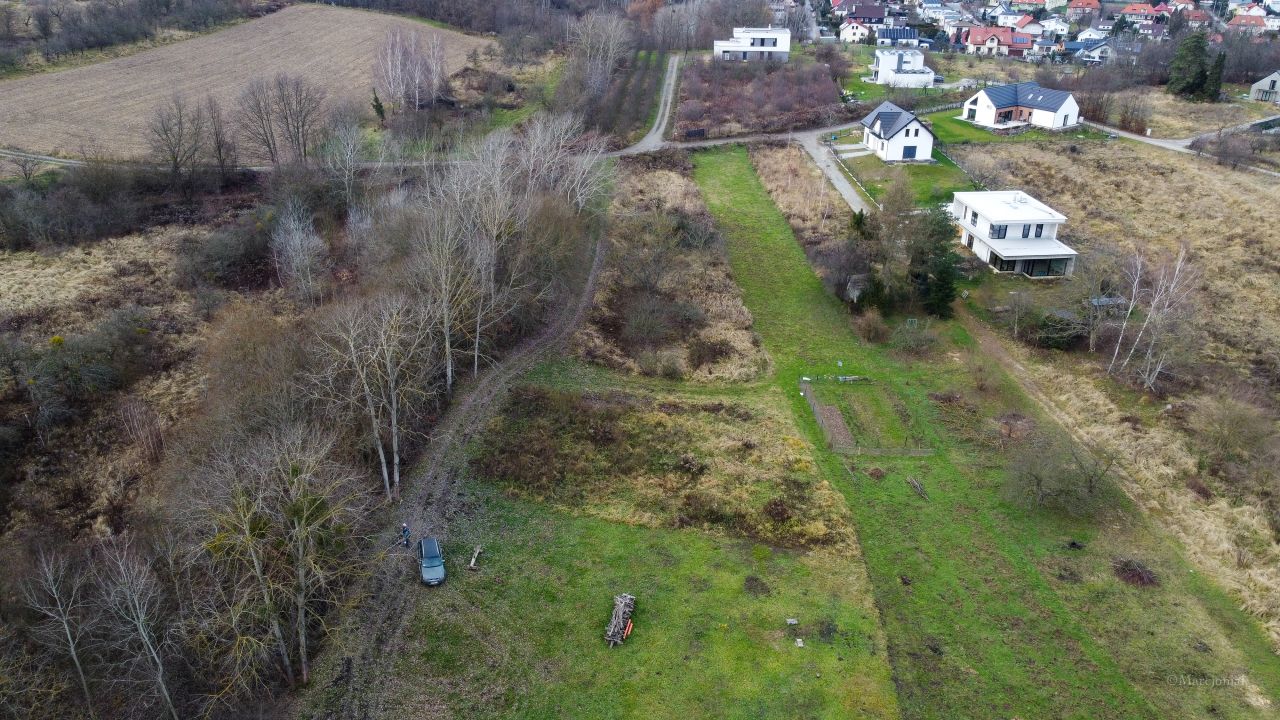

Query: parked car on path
[417,537,446,586]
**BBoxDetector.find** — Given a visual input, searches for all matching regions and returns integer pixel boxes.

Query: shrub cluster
[1,306,159,437]
[676,59,850,136]
[0,164,169,250]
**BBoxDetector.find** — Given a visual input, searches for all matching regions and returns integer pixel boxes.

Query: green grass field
[690,145,1280,720]
[921,110,1108,145]
[387,495,896,719]
[842,148,975,205]
[316,143,1280,720]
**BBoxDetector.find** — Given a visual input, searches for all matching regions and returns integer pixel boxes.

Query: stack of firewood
[604,593,636,647]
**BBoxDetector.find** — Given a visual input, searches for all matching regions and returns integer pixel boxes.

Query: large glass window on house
[990,254,1016,272]
[1024,258,1069,277]
[989,224,1008,239]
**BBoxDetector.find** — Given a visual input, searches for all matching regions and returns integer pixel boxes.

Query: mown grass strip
[692,144,1160,719]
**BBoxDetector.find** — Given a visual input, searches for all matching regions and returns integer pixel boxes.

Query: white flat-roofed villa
[713,27,792,62]
[950,191,1076,277]
[870,48,935,88]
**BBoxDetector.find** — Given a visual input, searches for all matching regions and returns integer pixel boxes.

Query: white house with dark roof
[861,101,936,162]
[950,191,1076,277]
[870,48,936,88]
[713,27,791,61]
[962,81,1079,130]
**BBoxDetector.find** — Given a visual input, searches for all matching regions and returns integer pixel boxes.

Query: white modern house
[1251,70,1280,103]
[861,101,936,161]
[950,191,1076,277]
[870,48,936,88]
[713,27,791,61]
[1077,25,1108,40]
[962,82,1079,130]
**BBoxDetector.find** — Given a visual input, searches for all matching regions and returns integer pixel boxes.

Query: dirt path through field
[300,227,608,719]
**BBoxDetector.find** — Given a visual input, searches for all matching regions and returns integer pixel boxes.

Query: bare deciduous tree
[148,93,207,190]
[94,541,179,720]
[273,74,327,164]
[1107,246,1200,390]
[373,27,449,114]
[321,101,364,210]
[311,294,438,500]
[567,11,632,99]
[408,196,477,394]
[270,198,327,300]
[195,426,367,690]
[236,74,326,166]
[3,151,45,184]
[21,551,97,717]
[204,95,238,186]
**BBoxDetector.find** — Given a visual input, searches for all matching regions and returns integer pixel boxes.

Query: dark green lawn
[389,496,897,719]
[843,148,975,205]
[921,110,1108,145]
[690,144,1280,720]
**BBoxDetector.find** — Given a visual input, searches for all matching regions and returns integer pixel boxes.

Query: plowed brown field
[0,4,489,158]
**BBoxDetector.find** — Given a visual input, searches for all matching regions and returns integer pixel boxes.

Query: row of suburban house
[855,99,1077,278]
[831,0,1277,66]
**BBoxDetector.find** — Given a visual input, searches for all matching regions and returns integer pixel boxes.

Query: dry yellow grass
[0,231,185,335]
[951,140,1280,376]
[0,226,292,539]
[997,337,1280,653]
[572,162,771,382]
[1121,89,1279,139]
[0,5,489,157]
[748,144,852,289]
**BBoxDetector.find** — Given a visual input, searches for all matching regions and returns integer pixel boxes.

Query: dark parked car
[417,537,445,586]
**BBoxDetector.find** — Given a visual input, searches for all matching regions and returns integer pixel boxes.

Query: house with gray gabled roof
[860,101,936,162]
[961,81,1080,130]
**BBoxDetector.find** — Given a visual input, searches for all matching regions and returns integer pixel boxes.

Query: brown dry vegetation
[748,143,852,294]
[0,225,282,537]
[1117,89,1278,139]
[673,58,854,139]
[987,332,1280,651]
[475,385,857,548]
[951,140,1280,381]
[0,5,490,157]
[571,153,770,381]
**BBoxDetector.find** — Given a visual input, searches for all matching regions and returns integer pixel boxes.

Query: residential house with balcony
[870,48,937,87]
[714,27,792,61]
[1252,70,1280,102]
[963,26,1036,55]
[950,191,1076,277]
[1066,0,1101,20]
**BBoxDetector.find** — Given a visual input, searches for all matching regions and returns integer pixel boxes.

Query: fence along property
[800,377,932,457]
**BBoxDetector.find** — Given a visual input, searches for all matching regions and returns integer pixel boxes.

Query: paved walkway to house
[835,142,872,159]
